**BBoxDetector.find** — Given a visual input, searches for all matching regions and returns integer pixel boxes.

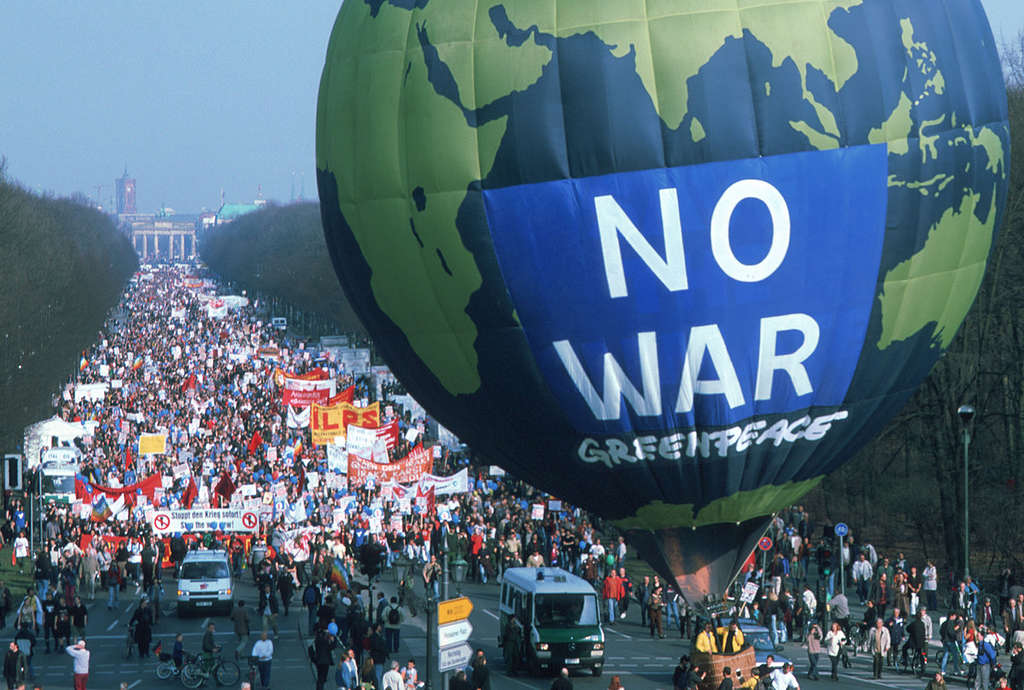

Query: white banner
[327,443,347,473]
[74,383,109,403]
[287,405,310,429]
[418,468,470,496]
[149,508,259,534]
[346,424,376,460]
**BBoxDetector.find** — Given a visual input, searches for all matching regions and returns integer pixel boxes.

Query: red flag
[295,460,306,494]
[214,472,235,502]
[124,444,134,471]
[326,385,355,405]
[75,478,93,503]
[182,476,198,509]
[180,373,197,393]
[247,430,264,456]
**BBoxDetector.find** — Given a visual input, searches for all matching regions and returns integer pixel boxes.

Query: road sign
[438,619,473,648]
[438,642,473,672]
[758,536,773,552]
[437,596,473,625]
[834,522,849,537]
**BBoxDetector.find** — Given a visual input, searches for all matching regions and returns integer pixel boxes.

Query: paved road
[25,569,971,690]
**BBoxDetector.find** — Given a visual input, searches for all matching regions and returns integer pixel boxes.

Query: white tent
[23,416,98,469]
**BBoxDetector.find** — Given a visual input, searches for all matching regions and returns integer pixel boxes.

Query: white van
[498,567,605,677]
[177,550,233,616]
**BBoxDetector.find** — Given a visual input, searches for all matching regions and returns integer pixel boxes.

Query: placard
[531,504,545,520]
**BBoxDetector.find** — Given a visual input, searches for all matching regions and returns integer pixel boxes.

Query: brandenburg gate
[130,220,197,260]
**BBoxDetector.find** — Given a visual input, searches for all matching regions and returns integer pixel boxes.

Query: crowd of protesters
[6,263,1024,690]
[0,263,640,690]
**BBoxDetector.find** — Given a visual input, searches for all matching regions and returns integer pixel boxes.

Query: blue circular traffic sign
[834,522,849,537]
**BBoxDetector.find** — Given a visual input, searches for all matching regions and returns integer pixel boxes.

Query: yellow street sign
[437,596,473,625]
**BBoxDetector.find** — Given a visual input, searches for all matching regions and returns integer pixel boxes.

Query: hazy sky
[1,1,1021,213]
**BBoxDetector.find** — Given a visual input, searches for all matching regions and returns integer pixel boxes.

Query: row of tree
[198,202,364,334]
[0,160,137,453]
[811,40,1024,584]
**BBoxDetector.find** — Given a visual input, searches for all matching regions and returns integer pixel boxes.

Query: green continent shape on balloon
[875,17,1007,351]
[613,476,823,530]
[503,0,861,135]
[318,0,531,395]
[877,127,1004,350]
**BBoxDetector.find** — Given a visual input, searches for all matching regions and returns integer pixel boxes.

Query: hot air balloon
[316,0,1009,601]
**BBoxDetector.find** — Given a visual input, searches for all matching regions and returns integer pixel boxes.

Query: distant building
[215,202,261,225]
[115,167,136,214]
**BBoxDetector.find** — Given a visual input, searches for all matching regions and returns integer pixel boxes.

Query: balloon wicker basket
[691,646,756,690]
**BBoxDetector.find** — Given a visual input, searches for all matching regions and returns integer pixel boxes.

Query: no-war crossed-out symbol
[154,514,171,530]
[242,512,258,529]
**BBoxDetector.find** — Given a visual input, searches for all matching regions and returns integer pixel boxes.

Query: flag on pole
[91,495,112,522]
[182,476,199,509]
[247,430,264,456]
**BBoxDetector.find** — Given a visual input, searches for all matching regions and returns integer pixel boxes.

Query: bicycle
[123,623,136,660]
[244,655,260,688]
[155,650,192,680]
[180,652,241,688]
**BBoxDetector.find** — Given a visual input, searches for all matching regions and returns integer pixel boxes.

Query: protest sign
[150,508,259,534]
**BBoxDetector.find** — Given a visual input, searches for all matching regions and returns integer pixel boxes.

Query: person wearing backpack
[975,626,998,690]
[383,597,402,653]
[303,582,320,635]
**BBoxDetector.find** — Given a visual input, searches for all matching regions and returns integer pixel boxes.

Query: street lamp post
[958,404,975,580]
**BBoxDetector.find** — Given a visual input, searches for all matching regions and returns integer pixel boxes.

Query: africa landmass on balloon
[317,0,1009,596]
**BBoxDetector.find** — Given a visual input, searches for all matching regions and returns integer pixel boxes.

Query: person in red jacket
[602,571,625,624]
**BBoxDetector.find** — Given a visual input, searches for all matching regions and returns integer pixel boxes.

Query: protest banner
[281,375,335,406]
[347,444,433,485]
[286,405,310,429]
[346,424,377,459]
[327,443,347,473]
[139,433,167,455]
[417,468,470,496]
[376,419,399,450]
[310,401,379,445]
[150,508,259,534]
[531,504,545,520]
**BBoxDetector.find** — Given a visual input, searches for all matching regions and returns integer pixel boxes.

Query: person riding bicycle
[901,610,927,667]
[201,621,221,671]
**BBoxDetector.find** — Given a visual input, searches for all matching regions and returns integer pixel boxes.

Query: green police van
[498,567,605,677]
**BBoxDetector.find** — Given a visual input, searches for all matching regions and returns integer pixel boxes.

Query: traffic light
[359,542,385,579]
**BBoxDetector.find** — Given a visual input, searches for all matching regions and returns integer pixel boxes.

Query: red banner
[376,420,399,450]
[282,377,334,406]
[326,385,355,406]
[89,474,162,504]
[348,444,433,485]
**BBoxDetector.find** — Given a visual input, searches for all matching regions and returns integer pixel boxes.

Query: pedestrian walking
[251,630,273,689]
[66,639,89,690]
[231,600,251,660]
[804,622,822,680]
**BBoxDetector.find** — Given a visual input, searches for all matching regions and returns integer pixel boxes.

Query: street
[26,569,962,690]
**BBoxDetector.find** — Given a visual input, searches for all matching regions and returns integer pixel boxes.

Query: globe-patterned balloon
[317,0,1009,598]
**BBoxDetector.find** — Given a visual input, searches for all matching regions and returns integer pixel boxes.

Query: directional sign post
[436,597,474,680]
[835,522,849,595]
[438,642,473,672]
[438,620,473,648]
[437,596,473,625]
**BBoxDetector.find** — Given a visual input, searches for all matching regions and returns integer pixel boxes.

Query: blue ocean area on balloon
[484,145,889,435]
